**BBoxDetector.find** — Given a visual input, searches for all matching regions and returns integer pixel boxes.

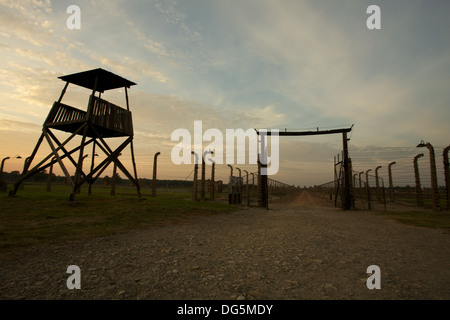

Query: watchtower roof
[58,68,136,93]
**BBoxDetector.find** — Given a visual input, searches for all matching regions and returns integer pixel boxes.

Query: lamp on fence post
[1,155,22,192]
[366,169,372,209]
[152,152,161,197]
[375,166,382,202]
[388,161,396,202]
[444,145,450,210]
[192,151,199,201]
[414,153,424,207]
[1,157,10,183]
[1,157,10,192]
[417,140,440,211]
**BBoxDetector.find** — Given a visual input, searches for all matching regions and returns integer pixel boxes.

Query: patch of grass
[375,209,450,231]
[0,184,238,257]
[395,197,448,210]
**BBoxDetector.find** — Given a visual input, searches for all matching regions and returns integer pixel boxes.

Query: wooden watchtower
[10,68,141,200]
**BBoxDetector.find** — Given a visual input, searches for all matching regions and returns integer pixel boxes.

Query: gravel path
[1,191,449,300]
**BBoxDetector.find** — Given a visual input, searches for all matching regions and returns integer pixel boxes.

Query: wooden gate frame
[256,126,354,210]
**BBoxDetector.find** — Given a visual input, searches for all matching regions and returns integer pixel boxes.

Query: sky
[0,0,449,187]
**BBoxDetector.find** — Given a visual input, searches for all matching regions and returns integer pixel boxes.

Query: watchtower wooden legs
[11,124,141,201]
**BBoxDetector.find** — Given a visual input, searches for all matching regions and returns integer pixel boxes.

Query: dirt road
[1,191,450,300]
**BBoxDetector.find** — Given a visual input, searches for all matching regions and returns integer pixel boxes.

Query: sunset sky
[1,0,449,187]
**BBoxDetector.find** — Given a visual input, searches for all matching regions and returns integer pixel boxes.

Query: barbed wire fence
[4,143,448,211]
[312,145,450,211]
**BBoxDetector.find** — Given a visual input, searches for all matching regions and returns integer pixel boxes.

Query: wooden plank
[44,129,74,188]
[87,95,133,137]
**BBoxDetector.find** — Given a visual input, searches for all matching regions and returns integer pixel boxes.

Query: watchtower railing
[44,96,133,137]
[45,102,86,125]
[90,96,133,136]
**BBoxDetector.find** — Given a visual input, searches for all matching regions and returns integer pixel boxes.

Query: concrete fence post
[388,161,396,202]
[444,146,450,210]
[151,152,161,197]
[414,153,424,207]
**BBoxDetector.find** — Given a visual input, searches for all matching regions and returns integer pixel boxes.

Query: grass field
[0,183,238,257]
[374,209,450,232]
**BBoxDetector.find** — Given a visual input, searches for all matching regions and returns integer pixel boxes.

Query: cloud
[0,64,62,113]
[237,104,287,129]
[209,0,450,149]
[99,57,169,84]
[131,91,231,133]
[0,118,41,133]
[14,48,81,69]
[1,0,449,186]
[0,0,54,47]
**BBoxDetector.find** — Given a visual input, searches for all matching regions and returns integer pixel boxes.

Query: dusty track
[1,191,450,300]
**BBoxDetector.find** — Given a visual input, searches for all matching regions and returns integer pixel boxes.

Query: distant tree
[113,172,121,181]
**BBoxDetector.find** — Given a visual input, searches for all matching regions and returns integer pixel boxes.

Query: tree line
[1,171,194,189]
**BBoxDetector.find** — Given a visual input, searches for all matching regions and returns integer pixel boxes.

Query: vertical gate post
[342,132,352,210]
[258,156,268,209]
[414,153,424,207]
